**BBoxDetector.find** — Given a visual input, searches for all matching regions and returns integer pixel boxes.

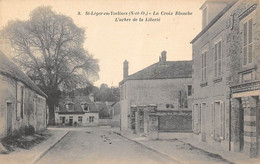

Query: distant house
[191,0,260,158]
[119,51,193,130]
[55,92,99,126]
[0,51,47,139]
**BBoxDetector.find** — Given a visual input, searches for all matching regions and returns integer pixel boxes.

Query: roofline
[190,0,237,44]
[0,71,48,98]
[119,76,192,85]
[200,0,231,10]
[119,60,193,85]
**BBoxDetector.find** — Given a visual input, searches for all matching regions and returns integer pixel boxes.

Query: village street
[37,127,175,164]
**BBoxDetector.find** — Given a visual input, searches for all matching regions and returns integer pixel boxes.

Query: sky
[0,0,204,87]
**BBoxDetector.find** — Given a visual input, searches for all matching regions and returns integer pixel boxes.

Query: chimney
[123,60,128,79]
[160,51,167,64]
[200,0,235,29]
[89,93,94,102]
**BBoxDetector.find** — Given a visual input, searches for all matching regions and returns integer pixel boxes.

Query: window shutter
[218,60,221,76]
[218,42,221,59]
[248,44,252,63]
[248,19,252,44]
[243,47,247,65]
[214,44,217,61]
[211,103,214,135]
[220,102,225,139]
[243,22,247,46]
[215,62,217,77]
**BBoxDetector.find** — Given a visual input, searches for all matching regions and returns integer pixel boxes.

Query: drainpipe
[229,87,232,151]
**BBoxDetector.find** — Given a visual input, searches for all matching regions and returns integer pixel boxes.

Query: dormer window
[81,102,89,112]
[65,102,74,111]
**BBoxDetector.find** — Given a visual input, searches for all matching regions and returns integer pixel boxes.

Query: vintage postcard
[0,0,259,163]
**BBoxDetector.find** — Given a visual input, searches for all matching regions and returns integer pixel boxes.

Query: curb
[32,131,70,164]
[113,131,182,164]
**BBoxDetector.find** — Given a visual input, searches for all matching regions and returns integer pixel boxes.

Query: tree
[1,6,99,125]
[93,83,119,102]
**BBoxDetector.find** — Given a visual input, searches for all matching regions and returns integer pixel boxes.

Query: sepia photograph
[0,0,259,163]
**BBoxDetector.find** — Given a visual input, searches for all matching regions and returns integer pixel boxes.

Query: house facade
[55,93,99,126]
[119,51,193,130]
[0,51,47,139]
[191,0,260,158]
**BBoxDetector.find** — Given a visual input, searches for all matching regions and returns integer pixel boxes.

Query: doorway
[201,103,206,142]
[238,98,244,152]
[69,116,73,126]
[7,103,12,136]
[256,96,260,157]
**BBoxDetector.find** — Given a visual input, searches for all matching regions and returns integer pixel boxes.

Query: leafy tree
[94,83,119,102]
[1,6,99,125]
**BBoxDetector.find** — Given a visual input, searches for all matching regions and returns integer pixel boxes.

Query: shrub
[24,125,35,135]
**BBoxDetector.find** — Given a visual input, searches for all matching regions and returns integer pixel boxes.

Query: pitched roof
[121,60,192,84]
[0,51,47,98]
[57,95,99,114]
[191,0,237,44]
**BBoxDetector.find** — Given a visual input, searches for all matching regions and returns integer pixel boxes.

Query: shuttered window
[214,41,222,77]
[212,102,225,139]
[201,51,207,82]
[243,18,253,66]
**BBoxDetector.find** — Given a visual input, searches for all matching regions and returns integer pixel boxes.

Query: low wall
[158,114,192,131]
[98,118,120,127]
[148,110,192,140]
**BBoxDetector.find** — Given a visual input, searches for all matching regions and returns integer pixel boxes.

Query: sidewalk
[114,130,259,164]
[0,128,69,164]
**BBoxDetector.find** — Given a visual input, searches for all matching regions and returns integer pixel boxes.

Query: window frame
[16,82,24,120]
[81,102,89,112]
[213,38,222,77]
[212,101,225,140]
[241,12,254,67]
[66,102,74,111]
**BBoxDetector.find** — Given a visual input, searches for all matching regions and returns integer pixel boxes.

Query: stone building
[55,92,99,126]
[0,51,47,139]
[119,51,193,130]
[191,0,260,158]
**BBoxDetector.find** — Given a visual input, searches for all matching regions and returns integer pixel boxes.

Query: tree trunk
[47,98,55,125]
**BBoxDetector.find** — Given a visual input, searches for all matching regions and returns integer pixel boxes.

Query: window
[66,102,74,111]
[188,85,192,96]
[78,116,82,124]
[89,116,94,123]
[212,102,225,140]
[178,90,188,108]
[193,104,201,133]
[166,104,174,108]
[81,103,89,111]
[201,51,207,82]
[16,83,24,120]
[243,18,253,66]
[214,41,222,77]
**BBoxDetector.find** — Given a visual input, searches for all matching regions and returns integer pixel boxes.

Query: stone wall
[120,78,192,130]
[0,74,47,139]
[192,0,260,157]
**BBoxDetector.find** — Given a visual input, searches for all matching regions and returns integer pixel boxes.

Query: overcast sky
[0,0,204,87]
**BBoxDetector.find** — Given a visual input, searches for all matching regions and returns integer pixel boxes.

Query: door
[69,118,73,126]
[239,99,244,152]
[7,103,12,136]
[62,117,65,124]
[256,96,260,157]
[201,103,207,142]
